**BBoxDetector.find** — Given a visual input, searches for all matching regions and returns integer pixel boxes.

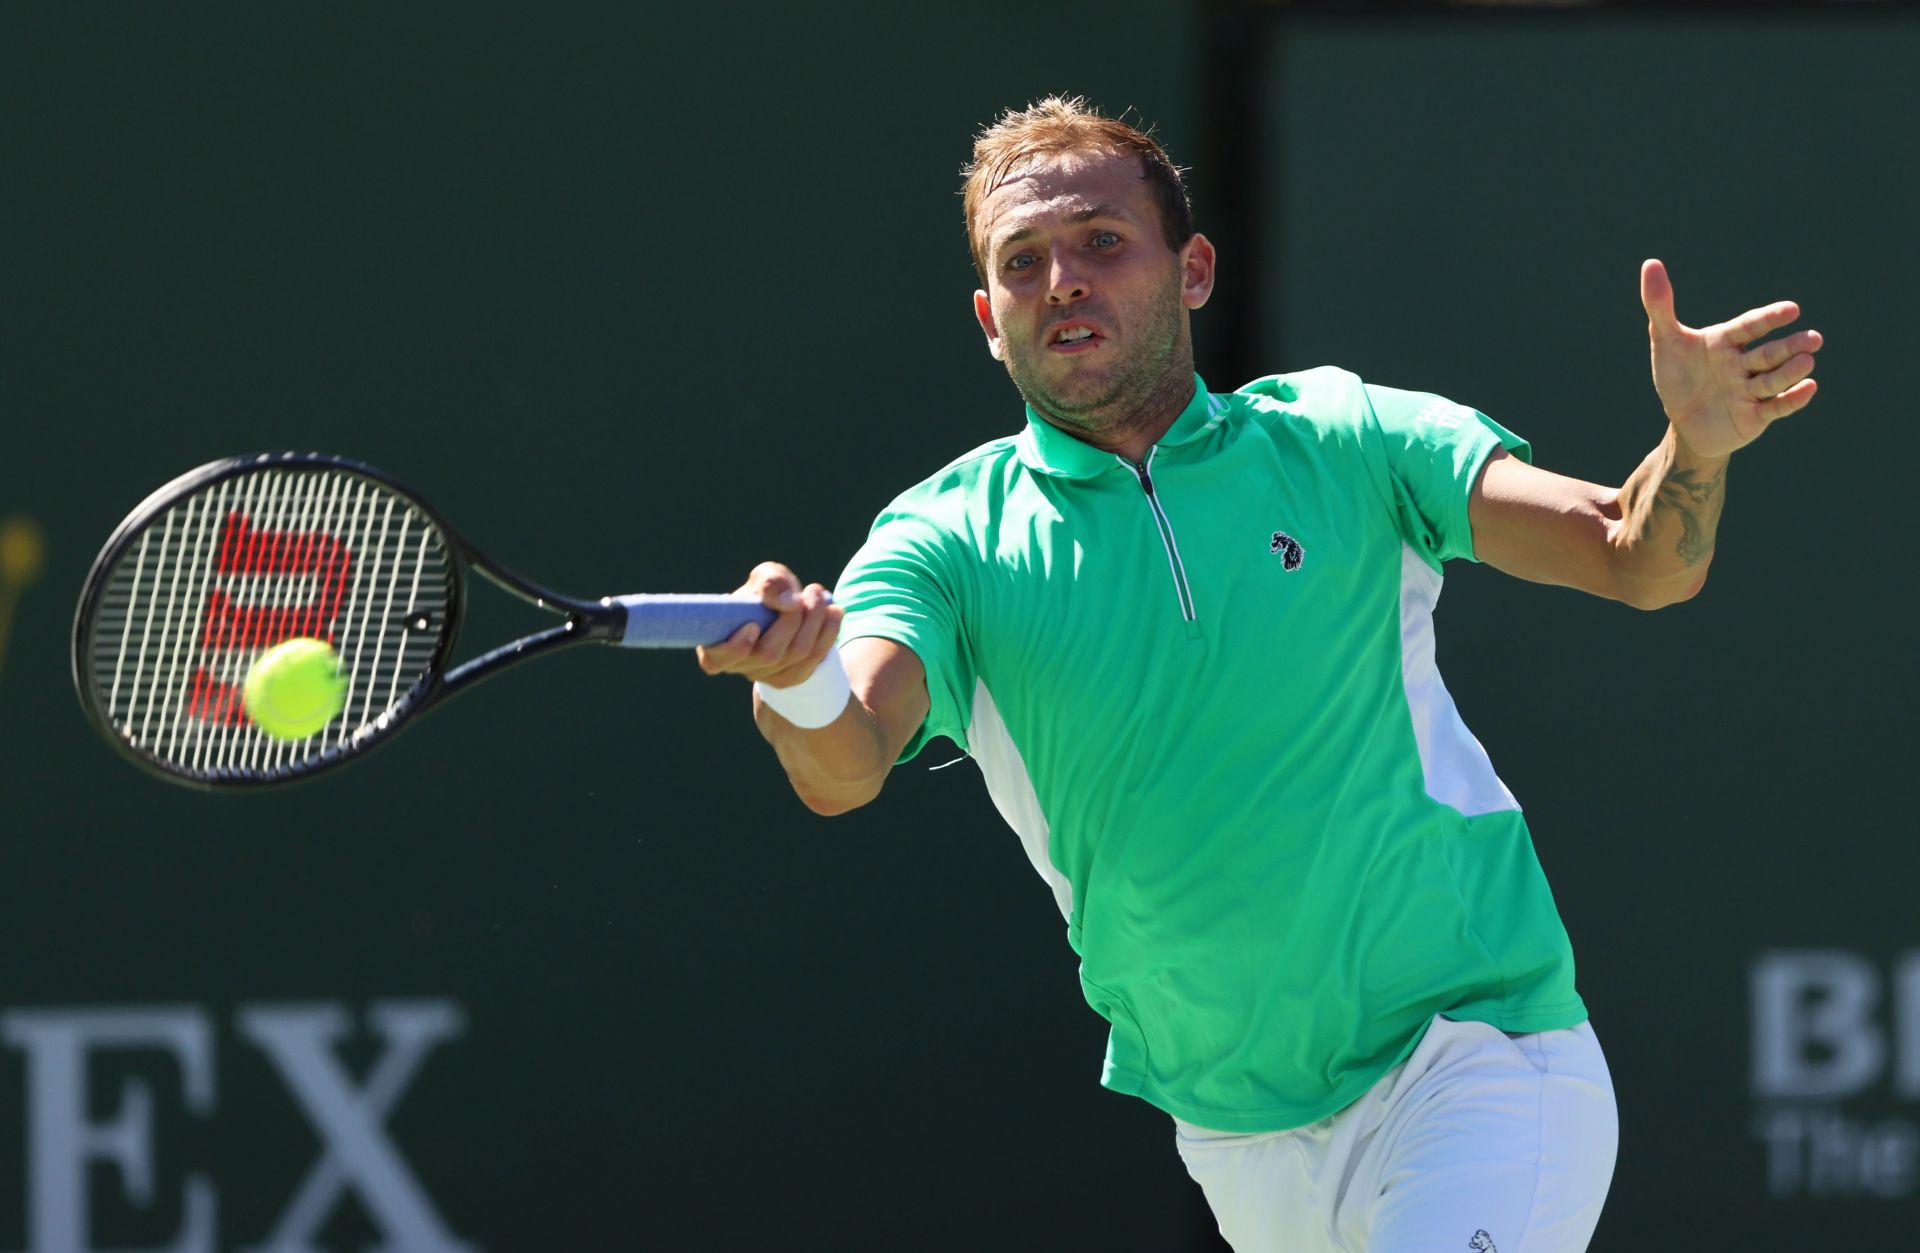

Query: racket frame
[72,451,630,790]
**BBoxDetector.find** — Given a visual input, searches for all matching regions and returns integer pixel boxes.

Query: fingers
[740,561,802,611]
[695,618,764,675]
[1721,300,1801,349]
[1745,351,1818,401]
[770,597,845,686]
[1640,259,1681,334]
[1736,325,1821,411]
[1756,378,1818,424]
[778,585,834,661]
[698,569,840,685]
[754,584,839,686]
[750,581,818,662]
[1741,328,1823,374]
[806,603,846,670]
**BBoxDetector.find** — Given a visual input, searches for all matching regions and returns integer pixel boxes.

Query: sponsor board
[2,1000,473,1252]
[1751,951,1920,1200]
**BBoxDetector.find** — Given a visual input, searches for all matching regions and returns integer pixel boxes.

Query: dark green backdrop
[1258,11,1917,1250]
[1,3,1910,1250]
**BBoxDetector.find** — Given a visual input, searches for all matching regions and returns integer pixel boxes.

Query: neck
[1034,365,1196,464]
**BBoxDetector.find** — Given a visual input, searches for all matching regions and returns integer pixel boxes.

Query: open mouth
[1048,324,1103,351]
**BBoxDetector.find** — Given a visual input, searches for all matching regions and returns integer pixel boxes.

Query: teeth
[1058,327,1093,343]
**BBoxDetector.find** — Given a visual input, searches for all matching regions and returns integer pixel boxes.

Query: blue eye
[1091,231,1119,247]
[1007,254,1037,271]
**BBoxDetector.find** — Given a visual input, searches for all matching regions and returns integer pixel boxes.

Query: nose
[1047,251,1088,305]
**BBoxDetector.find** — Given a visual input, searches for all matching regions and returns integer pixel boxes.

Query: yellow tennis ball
[244,638,347,740]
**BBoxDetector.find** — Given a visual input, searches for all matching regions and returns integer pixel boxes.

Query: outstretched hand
[1640,259,1823,461]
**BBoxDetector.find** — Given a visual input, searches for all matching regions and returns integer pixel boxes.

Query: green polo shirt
[834,368,1585,1133]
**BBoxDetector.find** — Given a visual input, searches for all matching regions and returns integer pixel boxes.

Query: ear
[973,289,1004,361]
[1179,233,1217,311]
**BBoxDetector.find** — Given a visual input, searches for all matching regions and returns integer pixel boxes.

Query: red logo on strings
[188,512,353,723]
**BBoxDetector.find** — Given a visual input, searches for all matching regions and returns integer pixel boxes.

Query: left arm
[1471,259,1823,610]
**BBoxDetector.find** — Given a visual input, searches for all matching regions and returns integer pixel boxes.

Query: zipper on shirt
[1122,448,1197,623]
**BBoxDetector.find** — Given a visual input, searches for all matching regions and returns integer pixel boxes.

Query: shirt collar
[1015,374,1221,479]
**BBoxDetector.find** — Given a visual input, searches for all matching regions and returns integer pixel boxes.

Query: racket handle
[608,594,777,649]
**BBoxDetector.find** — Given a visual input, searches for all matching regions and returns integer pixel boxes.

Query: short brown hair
[961,95,1194,285]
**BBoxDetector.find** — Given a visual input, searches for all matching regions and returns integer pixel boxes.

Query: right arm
[697,562,930,816]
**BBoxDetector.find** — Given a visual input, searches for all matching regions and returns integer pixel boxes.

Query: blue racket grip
[609,594,778,648]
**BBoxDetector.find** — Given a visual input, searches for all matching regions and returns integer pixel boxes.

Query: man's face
[972,149,1213,438]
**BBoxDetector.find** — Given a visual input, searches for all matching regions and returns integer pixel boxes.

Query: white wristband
[754,648,851,729]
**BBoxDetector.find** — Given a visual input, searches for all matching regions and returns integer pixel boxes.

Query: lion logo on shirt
[1268,530,1304,571]
[1468,1232,1497,1253]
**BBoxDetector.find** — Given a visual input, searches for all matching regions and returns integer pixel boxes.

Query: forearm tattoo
[1652,465,1726,566]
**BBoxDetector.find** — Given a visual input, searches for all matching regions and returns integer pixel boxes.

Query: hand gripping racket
[72,452,774,789]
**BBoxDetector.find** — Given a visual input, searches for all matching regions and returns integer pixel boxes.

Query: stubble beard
[1003,282,1192,455]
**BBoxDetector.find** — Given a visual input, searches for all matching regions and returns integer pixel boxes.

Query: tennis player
[700,98,1821,1252]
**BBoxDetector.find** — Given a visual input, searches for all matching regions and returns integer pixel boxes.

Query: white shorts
[1174,1016,1618,1253]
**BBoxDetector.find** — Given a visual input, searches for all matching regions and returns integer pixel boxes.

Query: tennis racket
[72,452,774,789]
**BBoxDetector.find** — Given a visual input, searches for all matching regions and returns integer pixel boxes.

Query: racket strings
[89,467,453,780]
